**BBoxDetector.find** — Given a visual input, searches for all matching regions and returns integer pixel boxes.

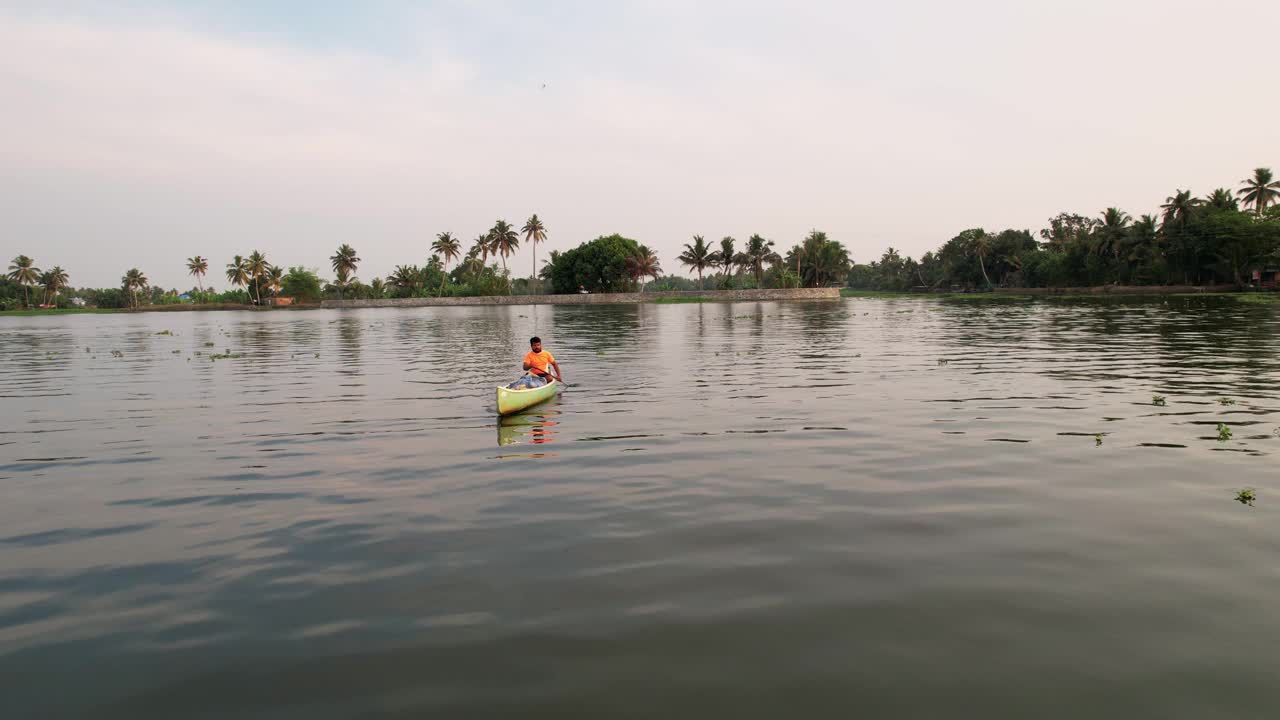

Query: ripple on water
[1,298,1279,717]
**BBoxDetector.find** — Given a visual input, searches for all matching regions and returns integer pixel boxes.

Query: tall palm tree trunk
[978,255,992,288]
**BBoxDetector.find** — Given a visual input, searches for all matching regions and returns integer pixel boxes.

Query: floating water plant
[155,330,172,336]
[110,350,123,358]
[1094,433,1103,447]
[937,359,949,366]
[1218,397,1236,406]
[1152,394,1166,406]
[204,342,215,347]
[314,353,320,358]
[170,349,181,354]
[209,352,242,361]
[1217,423,1232,442]
[1235,488,1256,506]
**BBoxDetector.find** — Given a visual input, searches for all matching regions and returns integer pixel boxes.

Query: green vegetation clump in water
[1152,394,1167,406]
[1235,294,1280,304]
[1218,397,1236,406]
[155,330,172,336]
[1217,423,1233,442]
[1094,434,1103,447]
[209,352,241,361]
[203,342,215,347]
[109,350,123,358]
[1236,488,1256,506]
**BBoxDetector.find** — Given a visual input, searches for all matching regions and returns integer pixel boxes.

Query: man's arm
[550,361,563,381]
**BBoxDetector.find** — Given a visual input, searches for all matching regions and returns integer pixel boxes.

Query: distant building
[70,297,86,307]
[178,293,192,302]
[1250,268,1278,288]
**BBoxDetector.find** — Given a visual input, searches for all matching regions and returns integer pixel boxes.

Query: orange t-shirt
[524,350,555,376]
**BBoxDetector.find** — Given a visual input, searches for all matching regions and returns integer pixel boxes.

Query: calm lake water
[3,297,1279,718]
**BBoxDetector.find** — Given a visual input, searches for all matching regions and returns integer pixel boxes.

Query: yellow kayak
[496,379,560,416]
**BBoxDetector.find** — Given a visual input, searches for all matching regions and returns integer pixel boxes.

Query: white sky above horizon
[1,0,1276,289]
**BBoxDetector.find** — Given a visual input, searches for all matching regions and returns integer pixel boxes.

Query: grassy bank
[841,288,1280,301]
[0,303,324,317]
[0,307,128,316]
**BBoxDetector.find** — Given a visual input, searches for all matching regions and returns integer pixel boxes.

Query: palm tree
[431,232,461,295]
[626,244,662,291]
[247,251,269,305]
[330,244,359,300]
[1095,208,1132,260]
[538,250,561,283]
[803,234,851,287]
[369,277,386,299]
[464,245,485,274]
[266,265,284,299]
[39,266,69,306]
[186,256,208,300]
[390,265,420,296]
[1206,188,1239,212]
[1237,168,1280,216]
[968,231,993,288]
[743,234,779,287]
[1161,189,1201,230]
[714,236,737,283]
[122,268,148,309]
[522,214,547,279]
[789,230,850,287]
[488,220,520,276]
[6,255,39,308]
[679,235,713,289]
[470,234,491,268]
[225,255,250,301]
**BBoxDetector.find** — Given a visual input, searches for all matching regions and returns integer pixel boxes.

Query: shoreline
[4,285,1277,316]
[321,287,840,308]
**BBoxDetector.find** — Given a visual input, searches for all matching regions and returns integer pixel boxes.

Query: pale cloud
[0,1,1275,288]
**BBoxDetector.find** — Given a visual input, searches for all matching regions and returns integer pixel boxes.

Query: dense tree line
[849,168,1280,291]
[6,168,1278,310]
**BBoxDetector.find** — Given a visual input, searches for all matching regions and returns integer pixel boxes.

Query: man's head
[530,336,542,353]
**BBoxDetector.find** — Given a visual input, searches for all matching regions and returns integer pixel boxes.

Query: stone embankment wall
[322,287,840,308]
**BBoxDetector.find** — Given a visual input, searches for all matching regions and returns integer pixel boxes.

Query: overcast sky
[2,0,1276,289]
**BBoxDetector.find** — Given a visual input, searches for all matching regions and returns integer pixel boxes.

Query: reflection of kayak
[497,379,560,416]
[498,411,559,446]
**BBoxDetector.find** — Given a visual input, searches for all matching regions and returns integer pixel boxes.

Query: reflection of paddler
[497,412,559,446]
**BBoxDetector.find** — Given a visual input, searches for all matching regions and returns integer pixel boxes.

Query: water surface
[2,297,1279,718]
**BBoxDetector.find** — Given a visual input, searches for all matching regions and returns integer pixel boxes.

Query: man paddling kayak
[508,336,563,389]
